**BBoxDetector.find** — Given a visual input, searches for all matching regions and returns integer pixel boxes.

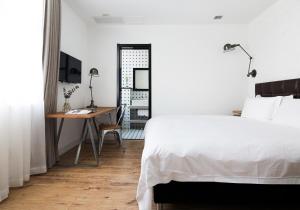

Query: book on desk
[65,109,92,115]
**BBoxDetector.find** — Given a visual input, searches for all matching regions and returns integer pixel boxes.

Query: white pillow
[273,99,300,128]
[283,95,294,99]
[241,96,282,121]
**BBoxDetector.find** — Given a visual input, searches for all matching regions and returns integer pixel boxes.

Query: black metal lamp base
[86,104,98,108]
[247,69,257,78]
[87,100,97,109]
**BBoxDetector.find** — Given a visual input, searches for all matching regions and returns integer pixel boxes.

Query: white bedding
[137,115,300,210]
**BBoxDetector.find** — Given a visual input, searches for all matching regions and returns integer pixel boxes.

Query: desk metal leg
[87,119,99,165]
[55,118,64,162]
[74,119,87,164]
[92,117,100,142]
[92,117,103,156]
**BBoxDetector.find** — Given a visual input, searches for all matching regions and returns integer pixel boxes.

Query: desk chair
[98,104,126,153]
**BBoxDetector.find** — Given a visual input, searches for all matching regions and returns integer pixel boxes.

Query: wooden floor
[0,140,298,210]
[0,140,143,210]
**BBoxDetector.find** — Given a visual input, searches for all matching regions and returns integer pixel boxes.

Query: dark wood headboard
[255,78,300,98]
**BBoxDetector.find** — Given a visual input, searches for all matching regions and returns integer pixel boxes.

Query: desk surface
[46,107,116,119]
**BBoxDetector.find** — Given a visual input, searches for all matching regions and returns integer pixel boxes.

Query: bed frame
[255,78,300,98]
[154,78,300,209]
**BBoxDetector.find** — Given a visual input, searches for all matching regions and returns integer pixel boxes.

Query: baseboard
[0,188,8,202]
[30,166,47,175]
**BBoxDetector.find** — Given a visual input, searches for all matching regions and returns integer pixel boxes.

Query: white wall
[58,1,89,154]
[248,0,300,96]
[87,25,249,115]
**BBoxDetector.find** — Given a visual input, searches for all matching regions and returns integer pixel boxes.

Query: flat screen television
[59,51,82,83]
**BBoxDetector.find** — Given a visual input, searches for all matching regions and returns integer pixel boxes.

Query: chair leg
[115,129,122,146]
[120,129,123,145]
[99,130,106,156]
[98,130,102,155]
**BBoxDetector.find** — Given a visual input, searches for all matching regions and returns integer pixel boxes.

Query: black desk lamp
[224,43,257,78]
[87,68,99,109]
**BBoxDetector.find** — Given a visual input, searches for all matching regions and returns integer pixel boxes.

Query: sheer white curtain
[0,0,46,202]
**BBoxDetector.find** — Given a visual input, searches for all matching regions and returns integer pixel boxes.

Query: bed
[137,78,300,210]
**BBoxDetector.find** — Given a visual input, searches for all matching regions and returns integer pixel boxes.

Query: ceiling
[64,0,278,25]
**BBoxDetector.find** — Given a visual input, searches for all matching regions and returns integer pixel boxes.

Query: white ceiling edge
[84,23,250,31]
[63,0,279,26]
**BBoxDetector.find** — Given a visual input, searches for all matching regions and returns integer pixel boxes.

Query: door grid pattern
[121,50,149,129]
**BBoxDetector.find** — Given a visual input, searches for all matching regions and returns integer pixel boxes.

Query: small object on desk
[66,109,92,115]
[62,85,79,112]
[62,98,72,112]
[232,110,242,117]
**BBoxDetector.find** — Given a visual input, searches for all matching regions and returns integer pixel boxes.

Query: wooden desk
[47,107,116,165]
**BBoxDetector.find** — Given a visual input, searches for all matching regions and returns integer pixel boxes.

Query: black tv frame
[59,51,82,84]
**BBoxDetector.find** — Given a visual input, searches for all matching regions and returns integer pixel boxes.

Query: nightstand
[232,110,242,117]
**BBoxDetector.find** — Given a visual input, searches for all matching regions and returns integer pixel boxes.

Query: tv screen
[59,52,82,83]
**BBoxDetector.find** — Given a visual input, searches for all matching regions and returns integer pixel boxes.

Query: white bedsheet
[137,115,300,210]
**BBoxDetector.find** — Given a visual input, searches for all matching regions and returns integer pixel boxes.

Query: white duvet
[137,115,300,210]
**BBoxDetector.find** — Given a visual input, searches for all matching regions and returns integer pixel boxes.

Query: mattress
[137,115,300,210]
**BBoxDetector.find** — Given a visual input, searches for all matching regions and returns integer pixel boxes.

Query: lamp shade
[89,68,99,76]
[223,43,239,51]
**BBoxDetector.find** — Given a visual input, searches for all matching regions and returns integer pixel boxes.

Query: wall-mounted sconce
[223,43,257,78]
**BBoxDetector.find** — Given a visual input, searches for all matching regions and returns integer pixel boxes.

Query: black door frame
[117,44,152,119]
